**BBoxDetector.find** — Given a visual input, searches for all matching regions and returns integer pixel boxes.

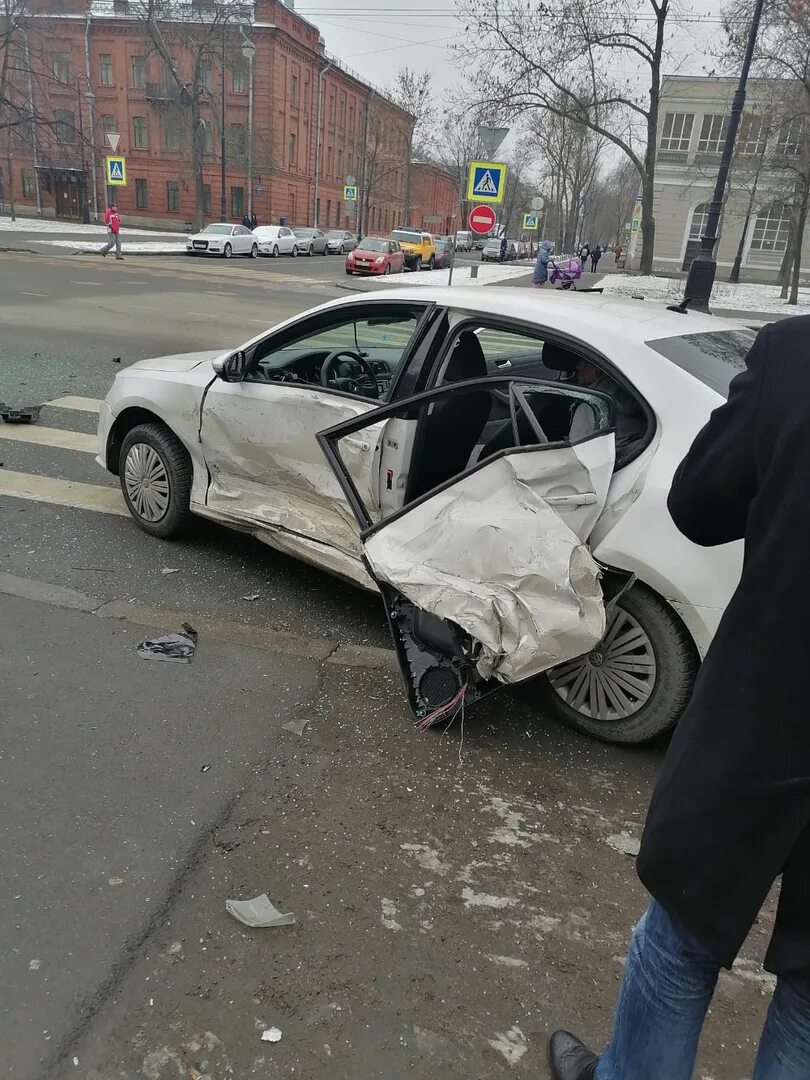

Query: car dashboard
[251,349,396,399]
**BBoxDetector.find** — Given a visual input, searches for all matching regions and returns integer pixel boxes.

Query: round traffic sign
[468,204,497,235]
[531,195,545,211]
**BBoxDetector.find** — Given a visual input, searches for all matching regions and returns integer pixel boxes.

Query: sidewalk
[0,585,775,1079]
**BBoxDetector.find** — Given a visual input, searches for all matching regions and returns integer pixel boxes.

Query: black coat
[637,315,810,974]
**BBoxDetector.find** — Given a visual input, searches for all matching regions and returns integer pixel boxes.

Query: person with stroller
[533,239,554,288]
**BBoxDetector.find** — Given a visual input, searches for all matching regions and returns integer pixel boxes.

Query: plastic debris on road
[0,403,43,424]
[161,567,180,575]
[242,593,261,601]
[260,1027,282,1043]
[226,893,296,928]
[136,622,198,663]
[282,717,309,736]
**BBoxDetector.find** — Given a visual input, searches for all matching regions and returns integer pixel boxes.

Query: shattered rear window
[645,329,756,398]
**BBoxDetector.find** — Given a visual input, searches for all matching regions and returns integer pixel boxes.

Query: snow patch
[400,842,451,876]
[605,830,641,857]
[485,954,529,969]
[0,215,184,238]
[369,264,530,287]
[44,240,187,254]
[461,886,516,909]
[600,273,810,315]
[488,1025,528,1065]
[380,897,401,931]
[730,957,777,993]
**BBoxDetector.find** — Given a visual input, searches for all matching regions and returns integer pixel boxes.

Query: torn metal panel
[363,450,608,684]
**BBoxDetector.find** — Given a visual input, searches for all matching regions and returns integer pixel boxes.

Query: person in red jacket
[99,204,123,260]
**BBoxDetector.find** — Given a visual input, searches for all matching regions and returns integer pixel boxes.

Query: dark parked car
[433,238,454,269]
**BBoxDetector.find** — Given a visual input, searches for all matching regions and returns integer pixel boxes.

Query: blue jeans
[596,900,810,1079]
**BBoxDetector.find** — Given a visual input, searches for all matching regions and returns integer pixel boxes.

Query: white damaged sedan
[97,289,752,744]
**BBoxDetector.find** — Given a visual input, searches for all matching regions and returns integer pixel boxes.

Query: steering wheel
[320,349,381,398]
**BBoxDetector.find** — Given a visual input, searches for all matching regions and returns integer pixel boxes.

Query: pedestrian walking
[241,213,252,229]
[499,235,508,262]
[589,244,602,272]
[250,213,258,230]
[579,242,590,264]
[99,203,123,259]
[614,242,623,263]
[549,315,810,1080]
[532,239,553,288]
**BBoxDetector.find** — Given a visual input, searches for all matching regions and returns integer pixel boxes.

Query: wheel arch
[105,407,183,475]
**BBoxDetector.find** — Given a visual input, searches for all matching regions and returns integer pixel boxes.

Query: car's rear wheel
[537,584,698,745]
[322,245,329,255]
[223,243,232,259]
[250,243,258,259]
[119,423,193,539]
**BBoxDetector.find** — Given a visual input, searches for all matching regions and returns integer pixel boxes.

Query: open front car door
[317,377,616,726]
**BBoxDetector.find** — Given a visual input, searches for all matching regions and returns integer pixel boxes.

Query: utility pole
[677,0,764,311]
[75,74,94,224]
[241,35,256,219]
[312,62,331,228]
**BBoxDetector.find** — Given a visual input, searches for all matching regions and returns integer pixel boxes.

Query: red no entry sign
[468,204,497,235]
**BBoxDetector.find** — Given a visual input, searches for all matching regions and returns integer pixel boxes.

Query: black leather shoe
[548,1029,599,1080]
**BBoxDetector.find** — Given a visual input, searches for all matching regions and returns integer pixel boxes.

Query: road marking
[0,470,127,515]
[125,304,160,312]
[20,291,50,297]
[247,318,271,325]
[69,280,102,286]
[0,424,97,453]
[188,311,218,318]
[45,395,102,414]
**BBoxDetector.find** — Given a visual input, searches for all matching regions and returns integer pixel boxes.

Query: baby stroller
[548,256,583,290]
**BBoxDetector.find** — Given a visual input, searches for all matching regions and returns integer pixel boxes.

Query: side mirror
[213,350,247,382]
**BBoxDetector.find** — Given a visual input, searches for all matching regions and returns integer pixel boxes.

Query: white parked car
[186,223,258,259]
[97,289,753,745]
[253,225,297,258]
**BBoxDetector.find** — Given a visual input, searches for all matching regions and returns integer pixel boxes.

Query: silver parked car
[293,227,329,256]
[253,225,297,257]
[326,229,356,254]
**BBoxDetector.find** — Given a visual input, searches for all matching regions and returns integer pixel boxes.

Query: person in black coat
[589,244,602,271]
[549,315,810,1080]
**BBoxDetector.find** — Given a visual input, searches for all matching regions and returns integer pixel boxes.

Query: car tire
[223,243,232,259]
[119,423,193,540]
[384,263,392,275]
[346,269,353,275]
[272,245,279,258]
[322,245,329,255]
[250,243,258,259]
[428,255,435,270]
[535,583,699,745]
[308,245,314,256]
[291,246,298,257]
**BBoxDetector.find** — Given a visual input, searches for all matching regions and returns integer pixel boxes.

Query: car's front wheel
[384,263,392,275]
[308,245,314,256]
[537,584,698,745]
[428,255,435,270]
[119,423,193,539]
[222,243,232,259]
[291,245,298,257]
[272,245,279,258]
[250,243,258,259]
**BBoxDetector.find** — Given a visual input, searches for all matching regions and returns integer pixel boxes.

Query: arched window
[688,202,722,242]
[750,202,791,252]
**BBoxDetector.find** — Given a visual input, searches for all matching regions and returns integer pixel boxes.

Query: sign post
[469,204,497,235]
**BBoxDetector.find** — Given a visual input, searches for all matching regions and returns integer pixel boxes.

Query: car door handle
[342,435,372,452]
[545,493,598,507]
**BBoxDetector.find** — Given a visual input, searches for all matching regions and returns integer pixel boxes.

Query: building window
[135,177,148,208]
[326,198,331,224]
[54,108,76,144]
[338,95,345,126]
[200,59,212,91]
[659,112,693,152]
[777,116,804,157]
[229,122,247,158]
[232,61,247,93]
[98,53,113,86]
[349,104,354,132]
[288,130,297,167]
[688,202,723,242]
[166,180,180,211]
[750,202,791,252]
[327,145,333,176]
[337,148,343,178]
[131,54,147,88]
[697,114,728,154]
[202,123,213,155]
[291,73,299,107]
[203,183,211,214]
[336,200,341,226]
[231,186,244,217]
[101,113,117,136]
[303,81,310,113]
[9,46,26,73]
[329,93,335,123]
[133,116,148,149]
[21,169,35,198]
[52,52,71,84]
[738,114,765,156]
[165,119,181,151]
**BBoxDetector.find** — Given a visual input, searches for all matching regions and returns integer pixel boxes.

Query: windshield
[326,230,344,238]
[202,224,232,235]
[391,229,420,243]
[254,227,277,235]
[293,228,312,237]
[358,237,387,252]
[646,329,756,398]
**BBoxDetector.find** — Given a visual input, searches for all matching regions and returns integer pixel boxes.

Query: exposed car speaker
[418,666,460,709]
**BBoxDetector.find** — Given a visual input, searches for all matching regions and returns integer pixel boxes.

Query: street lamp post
[76,74,94,225]
[240,36,256,220]
[678,0,765,312]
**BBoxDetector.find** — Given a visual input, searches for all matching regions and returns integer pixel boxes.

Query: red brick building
[3,0,414,230]
[409,162,458,235]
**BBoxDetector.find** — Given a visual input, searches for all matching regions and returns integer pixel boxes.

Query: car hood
[130,350,224,373]
[352,247,386,258]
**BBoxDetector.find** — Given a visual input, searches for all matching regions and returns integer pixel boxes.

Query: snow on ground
[44,239,187,254]
[600,273,810,315]
[369,264,531,287]
[0,215,183,239]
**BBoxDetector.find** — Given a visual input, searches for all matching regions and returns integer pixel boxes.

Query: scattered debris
[260,1027,282,1043]
[282,717,310,736]
[605,830,641,857]
[137,622,197,663]
[242,593,260,601]
[112,356,122,363]
[0,403,43,424]
[28,959,41,971]
[380,898,402,931]
[107,876,125,886]
[200,764,211,773]
[161,567,179,575]
[226,894,296,928]
[488,1025,528,1065]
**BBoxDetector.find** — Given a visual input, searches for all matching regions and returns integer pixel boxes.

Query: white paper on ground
[225,894,296,928]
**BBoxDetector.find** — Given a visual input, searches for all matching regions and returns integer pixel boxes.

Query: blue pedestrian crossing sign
[522,212,539,230]
[343,184,358,201]
[105,156,127,186]
[466,160,506,204]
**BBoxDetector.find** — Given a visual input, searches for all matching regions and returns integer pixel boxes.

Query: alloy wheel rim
[124,443,170,522]
[547,607,656,721]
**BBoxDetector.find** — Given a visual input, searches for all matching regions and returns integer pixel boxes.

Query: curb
[0,570,398,672]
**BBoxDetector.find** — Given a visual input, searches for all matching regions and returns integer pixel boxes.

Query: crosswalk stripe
[0,424,97,454]
[45,396,102,413]
[0,470,127,515]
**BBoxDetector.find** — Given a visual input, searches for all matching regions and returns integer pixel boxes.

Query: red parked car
[345,236,405,276]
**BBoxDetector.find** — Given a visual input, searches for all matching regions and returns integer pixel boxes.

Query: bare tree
[456,0,671,273]
[387,66,433,224]
[356,95,411,236]
[432,101,490,225]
